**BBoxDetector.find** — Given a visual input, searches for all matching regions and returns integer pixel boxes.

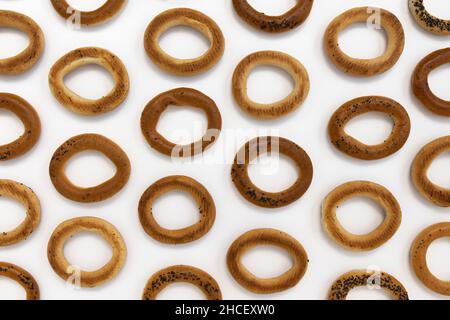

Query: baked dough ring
[411,136,450,207]
[411,222,450,295]
[232,51,310,119]
[412,48,450,117]
[0,262,40,300]
[324,7,404,77]
[0,93,41,161]
[328,270,408,300]
[49,133,131,203]
[139,176,216,244]
[0,10,44,75]
[144,8,225,76]
[227,228,308,294]
[0,180,40,247]
[328,96,411,160]
[142,265,222,300]
[322,181,402,251]
[47,216,127,288]
[232,0,314,33]
[50,0,127,26]
[49,47,129,115]
[409,0,450,35]
[231,136,313,208]
[141,88,222,157]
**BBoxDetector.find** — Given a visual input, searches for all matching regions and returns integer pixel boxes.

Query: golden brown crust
[231,136,313,208]
[328,96,411,160]
[232,0,314,33]
[324,7,404,77]
[322,181,402,251]
[141,88,222,157]
[412,48,450,117]
[142,265,222,300]
[47,216,126,288]
[411,136,450,207]
[227,228,308,294]
[0,93,41,161]
[0,10,44,75]
[49,133,131,203]
[0,180,40,247]
[49,47,129,116]
[144,8,225,76]
[0,262,40,300]
[328,270,408,300]
[232,51,309,120]
[411,222,450,295]
[50,0,127,26]
[138,176,216,244]
[409,0,450,35]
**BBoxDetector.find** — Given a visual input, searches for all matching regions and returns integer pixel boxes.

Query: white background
[0,0,448,300]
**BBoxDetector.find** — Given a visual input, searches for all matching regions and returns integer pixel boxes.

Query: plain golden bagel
[412,48,450,117]
[0,180,40,247]
[0,93,41,161]
[411,136,450,207]
[322,181,402,251]
[141,88,222,157]
[142,265,222,300]
[49,47,129,115]
[50,0,127,26]
[227,228,308,294]
[139,176,216,244]
[409,0,450,35]
[328,270,409,300]
[0,262,40,300]
[231,136,313,208]
[0,10,44,75]
[232,51,310,119]
[49,134,131,203]
[232,0,314,33]
[328,96,411,160]
[324,7,405,76]
[47,217,127,288]
[411,222,450,295]
[144,8,225,76]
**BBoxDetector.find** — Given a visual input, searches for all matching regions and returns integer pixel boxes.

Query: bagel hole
[248,153,299,193]
[0,109,25,145]
[156,283,205,300]
[345,112,394,146]
[242,245,293,279]
[65,151,116,188]
[0,196,26,234]
[423,0,450,20]
[159,26,210,60]
[0,276,26,300]
[66,0,108,11]
[339,22,387,59]
[152,190,199,230]
[64,64,115,100]
[247,65,295,104]
[247,0,297,16]
[336,197,385,235]
[64,231,113,272]
[346,286,391,300]
[427,151,450,188]
[428,63,450,101]
[427,237,450,281]
[0,28,29,59]
[156,105,208,145]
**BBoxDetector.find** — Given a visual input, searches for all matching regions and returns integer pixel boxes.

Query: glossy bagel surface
[232,0,314,33]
